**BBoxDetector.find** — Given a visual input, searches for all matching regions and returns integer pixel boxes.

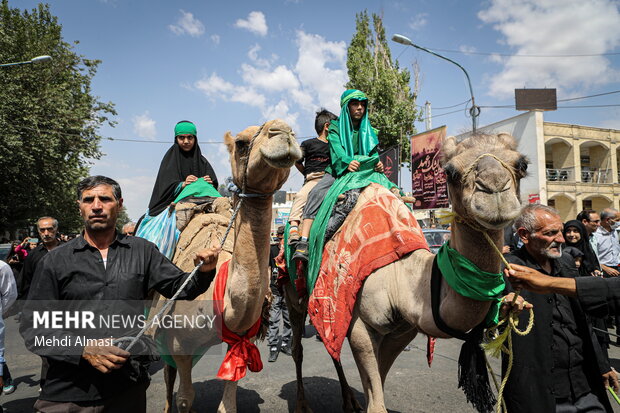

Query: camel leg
[217,380,238,413]
[377,330,418,387]
[174,355,196,413]
[163,363,177,413]
[288,298,312,413]
[331,357,363,413]
[348,316,386,413]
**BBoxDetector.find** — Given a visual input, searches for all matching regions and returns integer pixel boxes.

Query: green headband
[175,121,197,137]
[340,89,368,107]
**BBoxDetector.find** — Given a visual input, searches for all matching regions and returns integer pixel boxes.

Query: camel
[286,132,528,413]
[158,119,302,413]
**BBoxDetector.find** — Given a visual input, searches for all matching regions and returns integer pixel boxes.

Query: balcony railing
[546,167,613,183]
[581,168,612,183]
[546,167,574,182]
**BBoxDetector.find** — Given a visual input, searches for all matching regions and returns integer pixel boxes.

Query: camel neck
[449,222,503,274]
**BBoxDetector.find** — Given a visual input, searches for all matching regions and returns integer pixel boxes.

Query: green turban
[338,89,378,157]
[174,121,197,137]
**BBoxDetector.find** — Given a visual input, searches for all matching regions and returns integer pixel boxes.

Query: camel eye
[514,155,529,177]
[235,139,249,156]
[444,163,461,183]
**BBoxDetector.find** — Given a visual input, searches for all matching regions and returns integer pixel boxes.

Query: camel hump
[173,197,234,272]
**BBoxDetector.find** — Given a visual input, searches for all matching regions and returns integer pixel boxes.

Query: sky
[12,0,620,220]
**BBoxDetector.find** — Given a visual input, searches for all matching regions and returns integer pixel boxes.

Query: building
[459,111,620,221]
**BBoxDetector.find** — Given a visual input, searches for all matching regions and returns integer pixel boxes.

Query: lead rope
[114,124,266,352]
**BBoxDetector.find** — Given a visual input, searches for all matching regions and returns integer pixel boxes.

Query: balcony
[581,168,612,183]
[546,167,574,182]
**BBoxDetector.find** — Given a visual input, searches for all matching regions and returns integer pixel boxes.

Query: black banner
[379,146,399,185]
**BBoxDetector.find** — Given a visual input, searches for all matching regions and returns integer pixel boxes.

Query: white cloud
[132,112,157,140]
[409,13,428,31]
[116,176,156,220]
[234,11,268,37]
[169,10,205,37]
[241,64,299,91]
[193,30,347,134]
[478,0,620,98]
[294,31,348,113]
[211,34,220,45]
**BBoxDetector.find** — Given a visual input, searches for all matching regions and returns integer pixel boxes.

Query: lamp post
[392,34,480,133]
[0,55,52,68]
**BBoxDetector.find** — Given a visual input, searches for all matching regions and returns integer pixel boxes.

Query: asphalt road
[3,317,620,412]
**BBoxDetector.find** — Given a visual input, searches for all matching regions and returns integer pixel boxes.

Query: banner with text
[410,126,449,210]
[379,146,400,185]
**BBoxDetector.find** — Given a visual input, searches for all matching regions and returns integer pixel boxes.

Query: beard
[541,241,563,259]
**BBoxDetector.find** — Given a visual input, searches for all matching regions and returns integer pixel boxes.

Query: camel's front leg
[348,315,386,413]
[163,363,177,413]
[217,380,238,413]
[173,355,196,413]
[288,297,312,413]
[332,357,363,413]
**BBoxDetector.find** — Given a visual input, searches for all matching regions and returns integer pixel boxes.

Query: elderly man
[502,203,616,413]
[20,176,219,413]
[121,221,136,236]
[594,208,620,278]
[18,217,62,301]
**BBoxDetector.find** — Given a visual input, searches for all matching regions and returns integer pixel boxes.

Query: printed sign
[410,126,449,210]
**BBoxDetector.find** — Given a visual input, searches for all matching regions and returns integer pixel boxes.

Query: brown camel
[286,132,528,413]
[159,119,302,413]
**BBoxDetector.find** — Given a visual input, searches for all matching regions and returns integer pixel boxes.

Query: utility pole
[425,101,432,131]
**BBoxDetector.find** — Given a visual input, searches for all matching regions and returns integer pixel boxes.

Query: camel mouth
[259,141,302,169]
[468,191,521,231]
[261,151,300,169]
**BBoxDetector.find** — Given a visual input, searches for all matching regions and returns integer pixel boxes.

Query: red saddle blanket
[308,184,429,360]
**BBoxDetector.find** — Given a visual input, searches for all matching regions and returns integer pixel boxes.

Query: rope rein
[116,124,269,352]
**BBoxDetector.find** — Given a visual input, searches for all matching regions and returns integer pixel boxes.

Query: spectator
[121,222,136,236]
[0,260,17,398]
[267,226,292,362]
[577,209,602,259]
[502,204,615,412]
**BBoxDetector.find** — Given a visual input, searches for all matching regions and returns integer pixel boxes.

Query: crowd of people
[4,87,620,413]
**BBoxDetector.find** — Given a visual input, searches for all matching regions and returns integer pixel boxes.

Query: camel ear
[440,136,458,165]
[497,132,517,150]
[224,131,235,154]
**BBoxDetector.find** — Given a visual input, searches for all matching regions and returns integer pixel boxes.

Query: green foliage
[114,206,131,233]
[0,1,116,234]
[346,11,420,161]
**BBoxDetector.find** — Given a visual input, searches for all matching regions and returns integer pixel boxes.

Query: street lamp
[0,55,52,68]
[392,34,480,133]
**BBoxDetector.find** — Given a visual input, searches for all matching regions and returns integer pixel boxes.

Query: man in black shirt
[17,216,63,391]
[287,109,337,244]
[503,204,615,412]
[20,176,219,413]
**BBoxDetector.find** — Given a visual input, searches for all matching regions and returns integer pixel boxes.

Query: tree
[346,11,420,161]
[0,1,115,235]
[115,206,131,233]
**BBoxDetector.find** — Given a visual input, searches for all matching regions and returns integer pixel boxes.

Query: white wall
[457,111,543,204]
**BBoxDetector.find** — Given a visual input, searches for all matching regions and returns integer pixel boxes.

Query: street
[3,316,620,412]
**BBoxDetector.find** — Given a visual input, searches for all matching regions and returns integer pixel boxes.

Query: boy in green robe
[293,89,384,262]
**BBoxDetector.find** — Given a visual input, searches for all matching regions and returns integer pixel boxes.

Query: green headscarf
[338,89,379,157]
[174,121,197,137]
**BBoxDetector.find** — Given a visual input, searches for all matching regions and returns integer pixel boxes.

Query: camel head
[440,133,528,230]
[225,119,302,195]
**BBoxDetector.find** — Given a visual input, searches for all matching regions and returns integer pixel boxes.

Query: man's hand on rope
[504,264,577,296]
[83,344,130,373]
[195,247,221,273]
[499,292,533,318]
[603,368,620,393]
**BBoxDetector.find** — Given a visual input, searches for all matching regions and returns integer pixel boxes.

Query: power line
[480,104,620,109]
[15,125,315,144]
[418,46,620,58]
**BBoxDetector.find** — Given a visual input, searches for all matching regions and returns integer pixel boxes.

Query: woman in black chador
[136,120,218,258]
